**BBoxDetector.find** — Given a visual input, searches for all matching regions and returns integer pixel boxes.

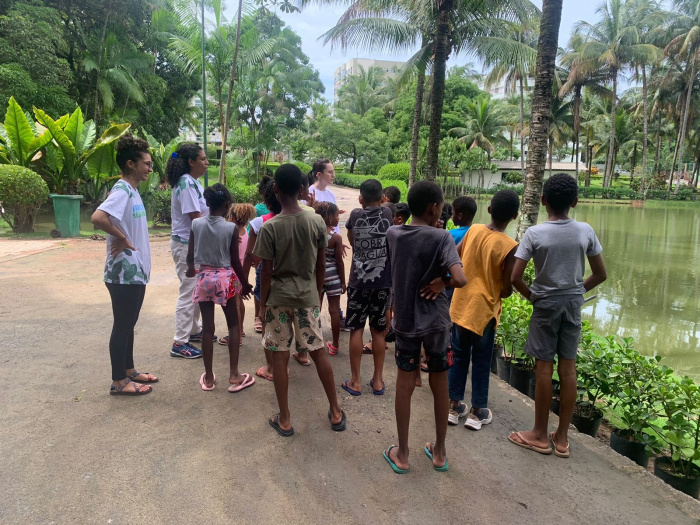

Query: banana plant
[0,96,56,167]
[34,105,130,194]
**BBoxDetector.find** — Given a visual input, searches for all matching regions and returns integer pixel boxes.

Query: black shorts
[345,287,390,331]
[394,328,452,372]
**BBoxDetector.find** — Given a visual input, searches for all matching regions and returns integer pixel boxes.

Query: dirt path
[0,184,698,524]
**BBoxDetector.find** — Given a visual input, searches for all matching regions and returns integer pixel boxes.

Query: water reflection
[472,201,700,380]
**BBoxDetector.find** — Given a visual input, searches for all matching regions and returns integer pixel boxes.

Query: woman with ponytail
[167,143,211,359]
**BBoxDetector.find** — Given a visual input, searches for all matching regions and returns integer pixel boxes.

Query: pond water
[471,201,700,380]
[28,199,700,379]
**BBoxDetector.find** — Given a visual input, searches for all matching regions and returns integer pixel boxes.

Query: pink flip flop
[228,373,255,393]
[200,372,215,391]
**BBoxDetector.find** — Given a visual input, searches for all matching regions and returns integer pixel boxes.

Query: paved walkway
[1,185,698,524]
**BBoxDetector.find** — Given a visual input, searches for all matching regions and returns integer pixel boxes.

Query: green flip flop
[424,443,449,472]
[383,446,408,474]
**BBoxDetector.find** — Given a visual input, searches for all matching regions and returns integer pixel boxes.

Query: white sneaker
[448,402,469,425]
[464,407,493,431]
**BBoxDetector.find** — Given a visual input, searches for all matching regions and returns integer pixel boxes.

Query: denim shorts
[524,294,585,361]
[253,263,262,301]
[394,328,452,373]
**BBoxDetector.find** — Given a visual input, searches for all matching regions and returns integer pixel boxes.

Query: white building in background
[182,95,222,147]
[334,58,406,102]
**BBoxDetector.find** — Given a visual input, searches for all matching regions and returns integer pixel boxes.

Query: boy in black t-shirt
[342,179,393,397]
[383,181,466,473]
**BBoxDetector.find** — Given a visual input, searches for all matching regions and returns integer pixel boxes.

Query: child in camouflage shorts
[254,164,346,437]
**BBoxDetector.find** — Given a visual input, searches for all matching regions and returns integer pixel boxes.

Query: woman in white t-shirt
[167,143,210,359]
[91,134,157,396]
[308,159,345,234]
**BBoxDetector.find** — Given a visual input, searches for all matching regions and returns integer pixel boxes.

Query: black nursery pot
[528,377,536,400]
[496,354,511,382]
[509,361,534,396]
[571,404,603,437]
[491,345,502,375]
[653,457,700,499]
[550,397,560,415]
[610,430,650,468]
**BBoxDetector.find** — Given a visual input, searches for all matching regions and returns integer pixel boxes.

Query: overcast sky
[224,1,602,101]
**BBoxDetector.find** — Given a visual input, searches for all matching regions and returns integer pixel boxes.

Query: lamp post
[201,0,208,187]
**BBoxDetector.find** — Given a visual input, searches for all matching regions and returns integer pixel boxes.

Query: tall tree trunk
[409,43,427,186]
[668,127,681,192]
[603,68,618,188]
[654,110,662,175]
[519,76,525,178]
[675,58,696,195]
[516,0,563,240]
[424,0,453,181]
[585,134,591,187]
[93,14,110,123]
[573,84,581,179]
[548,137,553,179]
[218,0,244,185]
[641,65,649,192]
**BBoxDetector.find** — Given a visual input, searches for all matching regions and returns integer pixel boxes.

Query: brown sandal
[128,370,158,383]
[110,378,152,396]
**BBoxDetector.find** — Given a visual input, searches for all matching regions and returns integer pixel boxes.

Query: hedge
[334,174,408,202]
[377,162,410,183]
[0,165,49,233]
[577,186,697,201]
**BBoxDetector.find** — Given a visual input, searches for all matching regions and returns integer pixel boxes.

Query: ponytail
[166,143,203,188]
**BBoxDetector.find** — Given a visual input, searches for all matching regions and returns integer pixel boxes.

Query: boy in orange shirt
[448,190,520,430]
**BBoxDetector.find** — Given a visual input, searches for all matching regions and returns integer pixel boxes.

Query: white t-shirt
[249,216,264,235]
[309,185,340,234]
[171,174,208,240]
[97,179,151,285]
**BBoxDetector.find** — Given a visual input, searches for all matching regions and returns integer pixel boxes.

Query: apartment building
[333,58,406,102]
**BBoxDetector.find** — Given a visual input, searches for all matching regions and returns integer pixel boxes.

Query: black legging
[106,283,146,381]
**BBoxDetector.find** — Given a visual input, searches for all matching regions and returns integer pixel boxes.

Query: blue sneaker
[188,331,217,343]
[171,342,203,359]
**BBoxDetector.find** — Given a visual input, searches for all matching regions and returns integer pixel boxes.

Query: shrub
[0,165,49,233]
[293,161,312,174]
[377,162,410,183]
[504,172,523,184]
[334,174,407,202]
[228,183,259,205]
[148,190,172,226]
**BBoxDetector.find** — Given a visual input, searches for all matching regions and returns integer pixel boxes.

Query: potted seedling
[651,373,700,499]
[573,338,616,437]
[608,338,659,468]
[507,296,534,395]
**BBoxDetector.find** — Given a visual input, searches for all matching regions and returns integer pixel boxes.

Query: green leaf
[78,123,130,173]
[4,96,35,164]
[25,129,54,166]
[87,143,117,180]
[33,108,76,160]
[63,107,85,155]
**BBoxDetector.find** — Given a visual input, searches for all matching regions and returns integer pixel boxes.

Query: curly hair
[262,180,282,214]
[257,175,272,196]
[407,180,444,217]
[115,134,150,171]
[490,189,520,222]
[203,183,232,212]
[166,143,202,188]
[232,203,256,226]
[543,173,578,213]
[452,196,477,222]
[395,202,411,222]
[314,201,339,226]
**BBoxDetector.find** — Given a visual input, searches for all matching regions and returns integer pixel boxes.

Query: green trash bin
[50,194,84,238]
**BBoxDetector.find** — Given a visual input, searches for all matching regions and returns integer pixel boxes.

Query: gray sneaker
[464,407,493,431]
[448,402,469,425]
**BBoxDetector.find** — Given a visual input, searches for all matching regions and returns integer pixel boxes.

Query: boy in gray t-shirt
[509,173,607,459]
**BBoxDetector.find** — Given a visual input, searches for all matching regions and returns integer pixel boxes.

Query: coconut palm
[448,97,508,194]
[337,65,388,116]
[516,0,564,240]
[573,0,658,187]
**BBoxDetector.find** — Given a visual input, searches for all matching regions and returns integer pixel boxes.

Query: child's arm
[186,228,196,277]
[332,233,347,293]
[242,230,259,277]
[511,258,531,301]
[230,225,252,298]
[419,263,466,300]
[259,259,273,317]
[584,254,607,291]
[316,244,326,305]
[499,246,518,298]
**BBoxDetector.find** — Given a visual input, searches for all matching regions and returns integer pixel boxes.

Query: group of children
[97,135,607,473]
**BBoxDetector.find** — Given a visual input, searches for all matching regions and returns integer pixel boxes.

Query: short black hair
[203,183,233,211]
[360,178,383,203]
[395,203,411,222]
[453,196,477,221]
[382,201,396,218]
[543,173,578,212]
[490,189,520,222]
[275,163,303,197]
[382,185,401,204]
[407,180,443,217]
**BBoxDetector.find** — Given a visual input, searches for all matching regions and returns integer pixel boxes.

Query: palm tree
[664,0,700,194]
[573,0,657,187]
[473,23,539,177]
[448,96,508,194]
[516,0,564,240]
[337,65,388,116]
[546,93,573,178]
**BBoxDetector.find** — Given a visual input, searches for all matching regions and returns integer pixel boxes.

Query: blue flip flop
[383,446,408,474]
[424,443,449,472]
[341,379,361,396]
[369,378,385,396]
